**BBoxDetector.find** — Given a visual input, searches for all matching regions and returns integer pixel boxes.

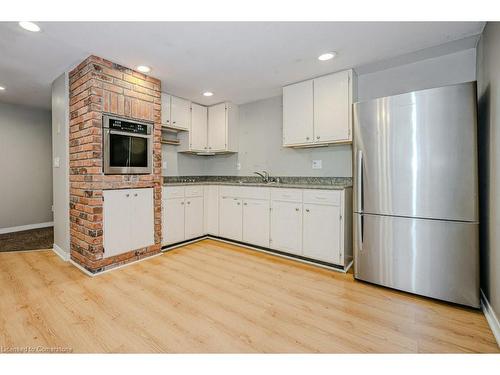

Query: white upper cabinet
[282,69,355,147]
[190,103,208,152]
[161,93,172,125]
[208,103,227,152]
[161,93,190,130]
[313,70,351,142]
[283,80,314,146]
[180,102,238,155]
[170,96,191,130]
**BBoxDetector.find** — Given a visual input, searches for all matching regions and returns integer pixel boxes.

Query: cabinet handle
[181,201,184,205]
[295,208,299,211]
[134,193,138,197]
[317,136,320,140]
[237,202,241,206]
[166,120,170,123]
[306,137,310,140]
[187,201,191,205]
[126,194,130,197]
[306,209,310,212]
[243,202,247,206]
[173,121,176,124]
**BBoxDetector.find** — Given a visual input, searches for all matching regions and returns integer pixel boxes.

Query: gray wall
[476,23,500,323]
[0,101,53,229]
[163,47,478,178]
[357,48,477,101]
[51,73,70,256]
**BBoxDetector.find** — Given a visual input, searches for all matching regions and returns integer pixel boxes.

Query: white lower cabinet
[302,203,341,264]
[185,196,204,239]
[204,185,219,235]
[163,198,185,245]
[219,197,243,241]
[242,199,270,248]
[270,200,302,255]
[103,188,154,258]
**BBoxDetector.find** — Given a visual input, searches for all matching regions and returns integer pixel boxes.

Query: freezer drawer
[353,213,479,307]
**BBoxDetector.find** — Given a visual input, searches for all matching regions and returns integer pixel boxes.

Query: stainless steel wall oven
[103,115,153,175]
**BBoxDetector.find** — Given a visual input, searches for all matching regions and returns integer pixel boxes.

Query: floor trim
[52,243,70,262]
[481,289,500,347]
[0,221,54,235]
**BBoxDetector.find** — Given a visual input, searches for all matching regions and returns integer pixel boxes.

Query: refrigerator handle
[358,214,363,252]
[357,149,363,212]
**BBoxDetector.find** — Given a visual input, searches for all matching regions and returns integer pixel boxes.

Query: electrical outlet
[312,160,322,169]
[237,162,241,171]
[162,161,167,169]
[53,157,60,168]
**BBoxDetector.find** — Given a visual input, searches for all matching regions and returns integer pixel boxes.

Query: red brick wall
[68,55,162,273]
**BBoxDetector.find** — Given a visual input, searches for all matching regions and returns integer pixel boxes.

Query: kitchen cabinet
[184,196,204,239]
[302,203,341,264]
[162,186,204,246]
[163,198,185,245]
[180,102,238,154]
[219,196,243,241]
[103,188,154,258]
[242,199,270,248]
[270,200,303,255]
[283,80,314,146]
[204,185,219,235]
[160,93,190,130]
[190,103,208,151]
[282,69,355,147]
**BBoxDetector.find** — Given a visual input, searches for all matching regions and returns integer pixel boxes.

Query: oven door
[104,129,152,174]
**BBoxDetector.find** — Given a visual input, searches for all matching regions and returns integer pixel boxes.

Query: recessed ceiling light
[0,86,5,91]
[318,52,337,61]
[19,21,41,32]
[203,92,214,97]
[136,65,151,73]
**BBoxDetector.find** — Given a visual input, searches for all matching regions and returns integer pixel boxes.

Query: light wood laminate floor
[0,239,498,353]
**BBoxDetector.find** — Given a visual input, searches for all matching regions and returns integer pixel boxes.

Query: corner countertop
[162,176,352,190]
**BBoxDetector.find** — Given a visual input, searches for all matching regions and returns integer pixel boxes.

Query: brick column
[68,55,162,273]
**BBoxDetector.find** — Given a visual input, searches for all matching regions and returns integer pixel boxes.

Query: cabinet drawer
[163,186,185,199]
[185,185,204,197]
[271,188,302,202]
[303,189,341,205]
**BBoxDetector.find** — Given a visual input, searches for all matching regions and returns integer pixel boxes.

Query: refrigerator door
[354,213,479,307]
[353,82,478,222]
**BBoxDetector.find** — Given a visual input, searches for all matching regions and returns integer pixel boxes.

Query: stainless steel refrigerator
[353,82,479,308]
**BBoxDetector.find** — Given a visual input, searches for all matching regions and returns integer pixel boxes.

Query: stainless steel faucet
[254,171,270,183]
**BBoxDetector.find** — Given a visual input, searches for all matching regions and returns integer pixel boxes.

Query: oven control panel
[108,118,151,134]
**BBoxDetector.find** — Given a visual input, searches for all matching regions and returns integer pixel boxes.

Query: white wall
[476,22,500,330]
[357,48,477,101]
[0,101,53,230]
[51,73,70,257]
[204,96,352,177]
[162,145,207,176]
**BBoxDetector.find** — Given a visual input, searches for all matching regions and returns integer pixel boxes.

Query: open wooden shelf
[160,139,180,146]
[161,124,188,133]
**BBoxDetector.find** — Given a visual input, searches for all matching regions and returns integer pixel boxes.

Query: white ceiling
[0,21,485,109]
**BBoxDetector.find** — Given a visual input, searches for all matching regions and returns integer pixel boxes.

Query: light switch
[54,157,60,168]
[312,160,322,169]
[237,162,241,170]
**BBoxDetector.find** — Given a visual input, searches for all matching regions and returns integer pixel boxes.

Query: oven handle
[104,128,152,138]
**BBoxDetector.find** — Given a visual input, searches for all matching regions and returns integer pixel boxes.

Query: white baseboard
[52,243,70,261]
[0,221,54,235]
[481,289,500,347]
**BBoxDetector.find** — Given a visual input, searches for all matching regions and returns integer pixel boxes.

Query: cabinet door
[313,70,350,143]
[270,200,302,255]
[170,96,191,130]
[204,185,219,236]
[161,93,171,125]
[103,189,132,258]
[243,199,270,248]
[208,103,227,151]
[185,196,204,239]
[283,80,314,146]
[164,198,185,245]
[190,103,208,151]
[219,197,242,241]
[302,203,341,264]
[130,188,155,250]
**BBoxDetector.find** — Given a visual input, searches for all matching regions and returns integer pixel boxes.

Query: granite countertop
[162,176,352,190]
